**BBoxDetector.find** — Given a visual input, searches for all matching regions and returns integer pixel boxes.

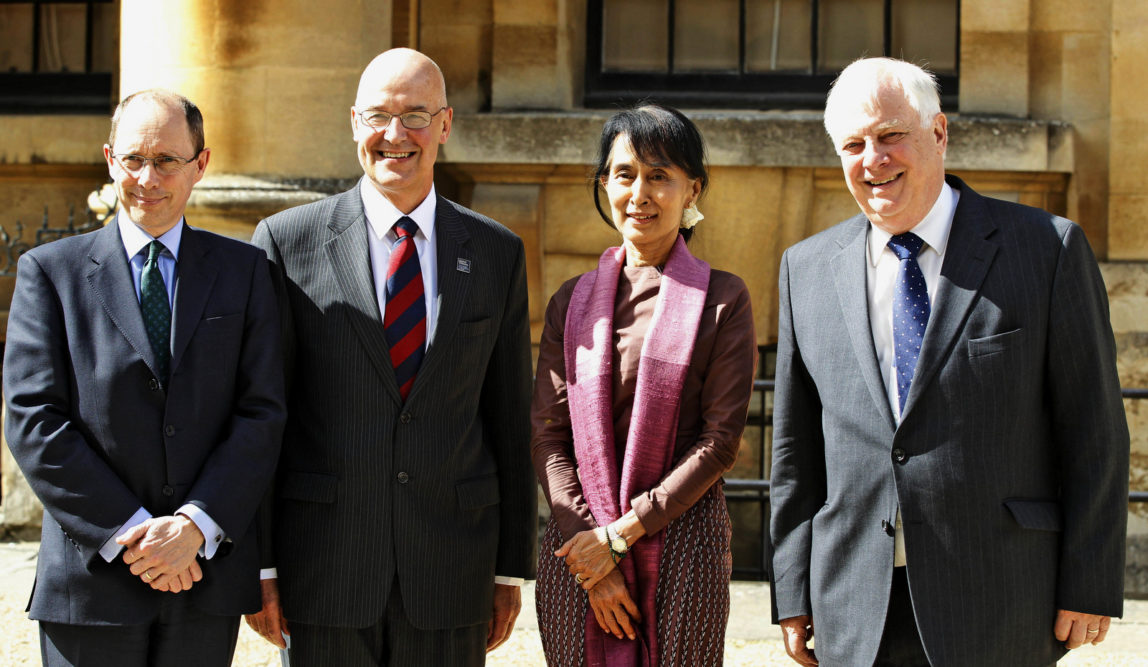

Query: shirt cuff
[494,576,525,586]
[261,568,278,580]
[99,507,152,562]
[176,504,225,559]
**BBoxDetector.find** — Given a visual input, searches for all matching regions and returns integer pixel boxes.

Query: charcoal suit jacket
[252,183,536,630]
[770,176,1129,666]
[4,220,286,625]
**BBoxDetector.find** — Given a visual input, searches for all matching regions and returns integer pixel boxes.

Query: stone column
[117,0,396,237]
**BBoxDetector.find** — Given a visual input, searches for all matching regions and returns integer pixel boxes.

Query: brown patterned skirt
[536,484,733,667]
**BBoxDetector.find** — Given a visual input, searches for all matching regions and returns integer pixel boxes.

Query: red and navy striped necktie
[384,216,426,400]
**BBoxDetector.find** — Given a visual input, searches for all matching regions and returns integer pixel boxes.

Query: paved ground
[2,540,1145,665]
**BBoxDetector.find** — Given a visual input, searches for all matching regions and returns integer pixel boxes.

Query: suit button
[148,378,160,391]
[397,472,409,484]
[892,448,907,463]
[399,412,412,424]
[164,425,176,437]
[162,485,174,497]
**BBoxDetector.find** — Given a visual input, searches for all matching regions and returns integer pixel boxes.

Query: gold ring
[1087,629,1100,634]
[574,574,584,584]
[144,571,154,582]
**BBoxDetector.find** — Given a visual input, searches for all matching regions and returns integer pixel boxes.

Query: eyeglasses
[110,151,201,176]
[356,107,448,131]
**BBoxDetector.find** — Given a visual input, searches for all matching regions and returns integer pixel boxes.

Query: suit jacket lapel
[86,222,159,375]
[170,226,219,373]
[831,214,896,429]
[325,186,402,401]
[902,176,999,419]
[407,197,472,402]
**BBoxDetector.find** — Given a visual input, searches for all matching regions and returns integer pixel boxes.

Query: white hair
[823,57,941,146]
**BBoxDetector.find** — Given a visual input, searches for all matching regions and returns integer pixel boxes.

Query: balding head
[356,48,447,110]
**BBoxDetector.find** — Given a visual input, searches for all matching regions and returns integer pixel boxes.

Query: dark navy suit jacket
[4,220,286,624]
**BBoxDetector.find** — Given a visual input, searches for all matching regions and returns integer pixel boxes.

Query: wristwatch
[606,523,629,560]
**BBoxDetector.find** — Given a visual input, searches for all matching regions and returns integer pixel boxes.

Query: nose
[861,140,888,170]
[136,160,162,186]
[629,177,651,205]
[382,115,407,142]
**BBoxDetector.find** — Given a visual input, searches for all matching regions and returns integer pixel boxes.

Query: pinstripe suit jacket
[770,176,1129,666]
[251,183,536,630]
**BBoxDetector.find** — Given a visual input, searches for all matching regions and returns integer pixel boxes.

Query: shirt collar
[117,209,184,261]
[867,181,956,267]
[360,178,438,241]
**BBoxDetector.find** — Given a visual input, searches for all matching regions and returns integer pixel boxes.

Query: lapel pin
[456,258,472,274]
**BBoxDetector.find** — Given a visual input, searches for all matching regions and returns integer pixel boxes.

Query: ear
[192,148,211,183]
[438,107,453,145]
[350,107,361,142]
[103,145,116,176]
[933,112,948,155]
[690,177,702,202]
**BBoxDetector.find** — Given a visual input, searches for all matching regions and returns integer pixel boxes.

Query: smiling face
[602,134,701,266]
[103,97,209,237]
[352,49,452,214]
[833,83,948,235]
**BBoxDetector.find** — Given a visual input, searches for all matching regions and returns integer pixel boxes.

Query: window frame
[584,0,959,109]
[0,0,116,114]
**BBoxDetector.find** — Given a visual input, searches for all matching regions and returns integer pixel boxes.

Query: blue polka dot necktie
[887,232,929,417]
[384,216,426,401]
[140,240,171,385]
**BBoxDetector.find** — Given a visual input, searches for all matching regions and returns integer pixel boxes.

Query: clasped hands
[118,514,205,593]
[556,528,642,641]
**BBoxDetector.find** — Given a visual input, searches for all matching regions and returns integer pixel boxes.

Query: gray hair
[823,57,941,146]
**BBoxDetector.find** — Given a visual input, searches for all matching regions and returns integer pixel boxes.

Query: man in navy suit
[4,90,286,666]
[243,48,535,667]
[770,58,1129,666]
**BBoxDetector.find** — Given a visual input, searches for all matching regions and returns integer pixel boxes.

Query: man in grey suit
[243,48,536,666]
[4,90,286,665]
[770,57,1129,667]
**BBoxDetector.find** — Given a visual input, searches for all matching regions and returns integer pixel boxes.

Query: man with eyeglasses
[245,48,535,666]
[3,89,286,666]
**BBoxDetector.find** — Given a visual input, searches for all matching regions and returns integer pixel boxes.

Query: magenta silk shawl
[562,235,711,667]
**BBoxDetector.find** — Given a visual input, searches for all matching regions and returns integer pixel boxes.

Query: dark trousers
[289,577,487,667]
[874,568,931,667]
[39,593,240,667]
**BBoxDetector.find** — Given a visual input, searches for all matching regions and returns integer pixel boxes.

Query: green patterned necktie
[140,240,171,384]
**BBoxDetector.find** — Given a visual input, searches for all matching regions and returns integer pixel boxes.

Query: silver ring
[1087,628,1100,634]
[574,574,584,584]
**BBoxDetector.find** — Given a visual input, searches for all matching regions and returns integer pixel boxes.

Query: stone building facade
[1,0,1146,589]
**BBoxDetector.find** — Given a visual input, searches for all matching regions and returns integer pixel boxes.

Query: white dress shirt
[865,182,959,566]
[99,212,226,562]
[361,178,440,346]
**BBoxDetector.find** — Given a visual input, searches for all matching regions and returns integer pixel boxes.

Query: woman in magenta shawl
[531,104,757,666]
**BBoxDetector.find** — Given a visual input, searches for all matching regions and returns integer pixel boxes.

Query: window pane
[90,3,117,73]
[0,5,35,73]
[746,0,812,73]
[892,0,957,74]
[39,4,89,73]
[603,0,669,73]
[674,0,738,72]
[819,0,883,72]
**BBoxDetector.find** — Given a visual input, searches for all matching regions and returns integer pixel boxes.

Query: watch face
[611,537,628,553]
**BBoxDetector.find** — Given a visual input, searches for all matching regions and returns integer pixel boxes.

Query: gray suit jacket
[252,184,536,630]
[3,221,286,624]
[770,176,1129,666]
